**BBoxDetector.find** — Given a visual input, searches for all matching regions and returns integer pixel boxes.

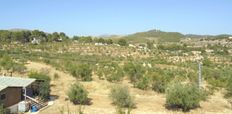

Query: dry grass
[24,62,232,114]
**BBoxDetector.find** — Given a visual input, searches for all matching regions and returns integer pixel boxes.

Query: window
[0,94,6,100]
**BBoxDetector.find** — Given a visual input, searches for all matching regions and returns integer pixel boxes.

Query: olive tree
[28,71,51,100]
[124,62,145,85]
[67,83,89,104]
[70,64,92,81]
[109,85,135,108]
[166,83,207,111]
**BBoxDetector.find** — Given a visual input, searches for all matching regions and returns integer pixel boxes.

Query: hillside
[121,29,185,43]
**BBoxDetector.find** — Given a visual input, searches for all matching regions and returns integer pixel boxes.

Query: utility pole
[198,62,202,88]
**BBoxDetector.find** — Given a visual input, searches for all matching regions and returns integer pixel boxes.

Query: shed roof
[0,76,36,88]
[0,85,7,91]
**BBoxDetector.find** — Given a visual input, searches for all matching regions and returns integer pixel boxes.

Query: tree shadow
[49,95,59,101]
[73,98,93,106]
[165,104,199,112]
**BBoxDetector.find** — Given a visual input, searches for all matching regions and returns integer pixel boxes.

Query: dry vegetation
[1,36,232,113]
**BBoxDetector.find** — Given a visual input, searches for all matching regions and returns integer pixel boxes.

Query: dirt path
[25,62,232,114]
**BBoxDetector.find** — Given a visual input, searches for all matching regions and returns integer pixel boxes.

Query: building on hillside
[0,76,46,113]
[128,44,136,48]
[205,49,214,53]
[31,38,40,45]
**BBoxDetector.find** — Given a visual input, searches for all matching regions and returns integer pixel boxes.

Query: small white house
[205,49,214,53]
[129,44,136,48]
[31,38,40,45]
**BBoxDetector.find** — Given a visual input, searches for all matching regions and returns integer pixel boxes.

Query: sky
[0,0,232,36]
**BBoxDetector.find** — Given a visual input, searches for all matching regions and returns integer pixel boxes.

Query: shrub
[28,71,51,100]
[152,80,166,93]
[39,81,50,100]
[226,75,232,97]
[97,63,124,82]
[28,71,51,82]
[12,63,26,73]
[124,62,145,85]
[109,85,135,108]
[135,76,150,90]
[68,83,89,105]
[0,104,5,114]
[106,67,124,82]
[151,73,169,93]
[71,64,92,81]
[118,39,128,46]
[166,83,207,111]
[53,73,59,80]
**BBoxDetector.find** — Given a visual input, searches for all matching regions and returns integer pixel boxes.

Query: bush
[151,72,169,93]
[68,83,89,105]
[226,75,232,97]
[97,63,124,82]
[28,71,51,100]
[53,73,59,80]
[109,85,135,108]
[124,62,145,85]
[70,64,92,81]
[152,80,166,93]
[118,39,128,46]
[0,104,5,114]
[166,83,207,111]
[39,81,50,100]
[106,67,124,82]
[135,76,150,90]
[28,71,51,82]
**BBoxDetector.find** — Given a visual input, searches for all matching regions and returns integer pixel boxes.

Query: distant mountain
[121,29,184,43]
[185,34,232,39]
[98,34,123,39]
[8,28,30,32]
[185,34,208,38]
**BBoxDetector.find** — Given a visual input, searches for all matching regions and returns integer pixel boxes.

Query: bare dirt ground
[25,62,232,114]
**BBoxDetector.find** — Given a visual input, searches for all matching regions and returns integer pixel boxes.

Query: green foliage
[28,71,51,82]
[72,36,80,40]
[0,30,69,43]
[0,104,5,114]
[0,55,14,71]
[124,62,145,84]
[118,39,128,46]
[116,107,132,114]
[96,38,105,43]
[68,83,89,105]
[96,63,124,82]
[0,30,12,43]
[152,80,166,93]
[151,73,170,93]
[78,36,93,43]
[226,75,232,97]
[39,81,50,100]
[70,64,92,81]
[202,57,212,67]
[166,83,207,111]
[109,85,135,108]
[122,30,184,43]
[0,55,26,74]
[106,67,124,82]
[105,39,113,44]
[28,71,51,100]
[146,41,154,49]
[135,76,150,90]
[202,67,231,88]
[54,73,59,80]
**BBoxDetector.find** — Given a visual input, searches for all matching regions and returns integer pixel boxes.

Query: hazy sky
[0,0,231,36]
